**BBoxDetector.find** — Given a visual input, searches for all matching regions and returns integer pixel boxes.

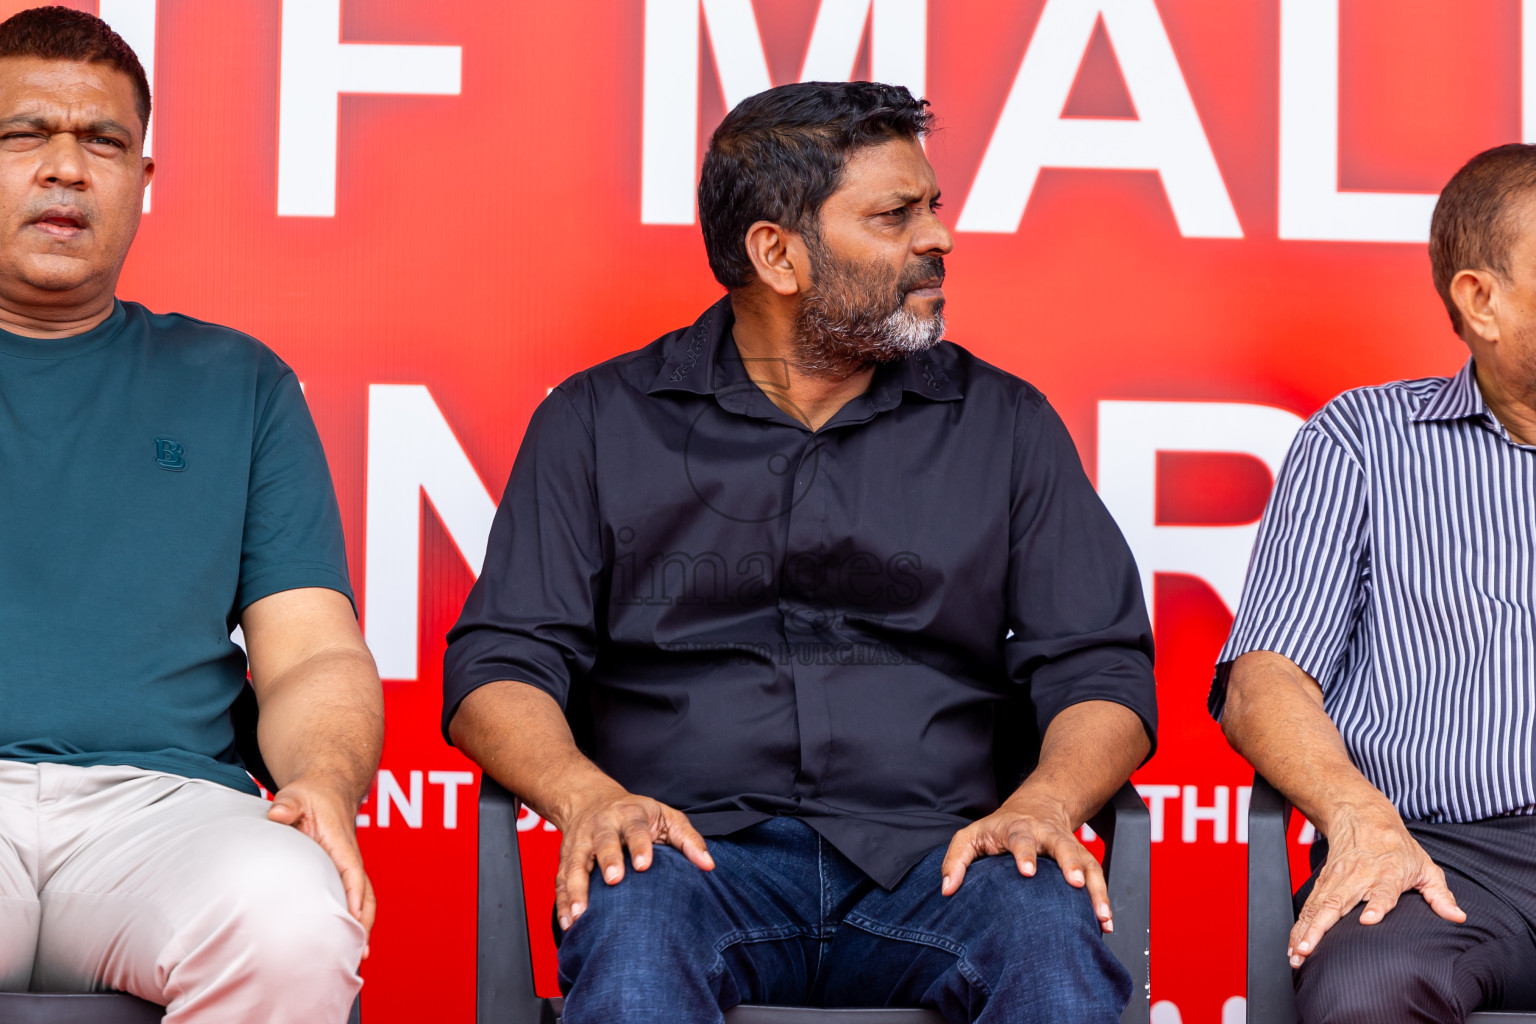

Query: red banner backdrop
[25,1,1523,1020]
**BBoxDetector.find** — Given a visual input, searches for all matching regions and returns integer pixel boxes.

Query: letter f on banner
[958,0,1241,238]
[641,0,928,225]
[278,0,462,217]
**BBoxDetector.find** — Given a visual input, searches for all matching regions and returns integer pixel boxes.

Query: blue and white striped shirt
[1212,360,1536,823]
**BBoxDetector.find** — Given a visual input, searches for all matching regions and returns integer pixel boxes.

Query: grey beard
[793,277,946,376]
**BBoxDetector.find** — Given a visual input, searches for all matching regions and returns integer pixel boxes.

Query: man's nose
[37,134,87,189]
[915,208,954,256]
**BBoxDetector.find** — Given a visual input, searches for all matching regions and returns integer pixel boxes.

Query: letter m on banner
[641,0,927,224]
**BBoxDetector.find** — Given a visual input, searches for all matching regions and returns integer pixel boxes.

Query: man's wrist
[1313,789,1403,839]
[998,784,1074,830]
[545,775,629,833]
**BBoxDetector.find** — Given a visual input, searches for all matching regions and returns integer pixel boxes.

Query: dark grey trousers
[1294,814,1536,1023]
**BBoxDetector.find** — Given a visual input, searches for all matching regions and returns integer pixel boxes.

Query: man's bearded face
[792,231,946,376]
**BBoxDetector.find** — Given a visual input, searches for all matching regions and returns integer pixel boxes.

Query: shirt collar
[1412,360,1485,424]
[647,297,963,404]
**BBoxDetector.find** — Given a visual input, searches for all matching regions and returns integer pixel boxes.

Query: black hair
[698,81,933,289]
[0,6,150,132]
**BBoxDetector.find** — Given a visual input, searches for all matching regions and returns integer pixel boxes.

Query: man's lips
[30,208,87,237]
[905,279,945,299]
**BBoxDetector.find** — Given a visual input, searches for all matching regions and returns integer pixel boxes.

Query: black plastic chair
[1246,771,1534,1023]
[477,776,1151,1024]
[0,687,361,1024]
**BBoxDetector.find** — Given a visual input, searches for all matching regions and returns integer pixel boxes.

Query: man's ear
[1450,268,1503,345]
[743,221,801,297]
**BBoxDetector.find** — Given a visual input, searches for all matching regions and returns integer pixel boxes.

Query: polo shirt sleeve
[441,387,602,739]
[1004,396,1158,754]
[1207,420,1368,720]
[236,367,353,613]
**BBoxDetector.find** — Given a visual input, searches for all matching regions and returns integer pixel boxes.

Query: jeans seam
[815,832,827,979]
[708,925,816,982]
[839,913,993,997]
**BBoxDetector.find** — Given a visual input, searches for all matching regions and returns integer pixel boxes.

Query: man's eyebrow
[872,189,941,208]
[81,118,132,139]
[0,114,132,138]
[0,115,50,131]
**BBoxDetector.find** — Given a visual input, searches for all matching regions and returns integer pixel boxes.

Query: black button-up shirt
[444,298,1156,888]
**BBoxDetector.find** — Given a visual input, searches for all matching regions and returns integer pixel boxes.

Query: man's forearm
[1221,649,1393,834]
[256,647,384,805]
[1007,699,1149,826]
[449,679,621,830]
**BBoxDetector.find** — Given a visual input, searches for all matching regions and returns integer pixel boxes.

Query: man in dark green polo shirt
[0,10,382,1022]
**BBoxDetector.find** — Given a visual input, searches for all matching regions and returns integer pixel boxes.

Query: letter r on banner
[1097,401,1304,619]
[278,0,462,217]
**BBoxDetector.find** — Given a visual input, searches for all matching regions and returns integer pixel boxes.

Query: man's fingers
[1420,873,1467,924]
[940,830,978,896]
[559,843,594,928]
[1004,827,1040,880]
[1075,852,1113,932]
[266,795,302,826]
[617,816,655,877]
[1290,890,1351,965]
[1357,886,1400,926]
[658,809,713,871]
[590,824,627,887]
[360,871,378,937]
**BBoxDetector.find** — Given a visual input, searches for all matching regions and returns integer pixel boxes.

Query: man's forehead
[0,56,138,124]
[834,139,938,203]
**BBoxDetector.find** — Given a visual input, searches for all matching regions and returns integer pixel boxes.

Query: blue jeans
[556,817,1129,1023]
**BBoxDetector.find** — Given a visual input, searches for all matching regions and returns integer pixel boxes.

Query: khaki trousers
[0,761,364,1022]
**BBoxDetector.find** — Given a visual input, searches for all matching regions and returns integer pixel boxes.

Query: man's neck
[729,295,875,432]
[1474,362,1536,446]
[0,292,115,339]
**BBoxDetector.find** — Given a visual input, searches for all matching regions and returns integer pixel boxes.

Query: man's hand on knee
[1289,803,1465,968]
[268,778,376,956]
[553,783,714,931]
[939,798,1114,934]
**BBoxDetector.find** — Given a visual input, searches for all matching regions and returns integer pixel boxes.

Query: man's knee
[1294,909,1460,1024]
[557,846,723,987]
[951,857,1103,948]
[178,824,363,982]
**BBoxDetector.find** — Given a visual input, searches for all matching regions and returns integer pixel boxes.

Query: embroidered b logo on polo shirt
[154,437,186,471]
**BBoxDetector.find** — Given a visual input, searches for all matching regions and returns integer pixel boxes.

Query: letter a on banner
[641,0,927,224]
[958,0,1241,238]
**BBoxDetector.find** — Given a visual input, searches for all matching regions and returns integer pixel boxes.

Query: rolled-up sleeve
[1207,420,1367,719]
[442,387,603,739]
[1004,396,1158,754]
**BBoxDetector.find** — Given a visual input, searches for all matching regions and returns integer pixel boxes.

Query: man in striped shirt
[1213,143,1536,1023]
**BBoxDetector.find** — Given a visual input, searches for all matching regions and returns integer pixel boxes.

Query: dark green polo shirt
[0,300,353,792]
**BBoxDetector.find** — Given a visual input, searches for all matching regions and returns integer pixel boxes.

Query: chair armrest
[1247,772,1298,1024]
[477,776,553,1024]
[1090,781,1149,1024]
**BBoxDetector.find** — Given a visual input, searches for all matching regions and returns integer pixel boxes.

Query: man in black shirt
[444,82,1155,1023]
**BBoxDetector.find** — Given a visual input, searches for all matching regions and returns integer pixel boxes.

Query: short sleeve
[236,369,352,613]
[1005,397,1158,754]
[1207,422,1368,719]
[441,388,603,739]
